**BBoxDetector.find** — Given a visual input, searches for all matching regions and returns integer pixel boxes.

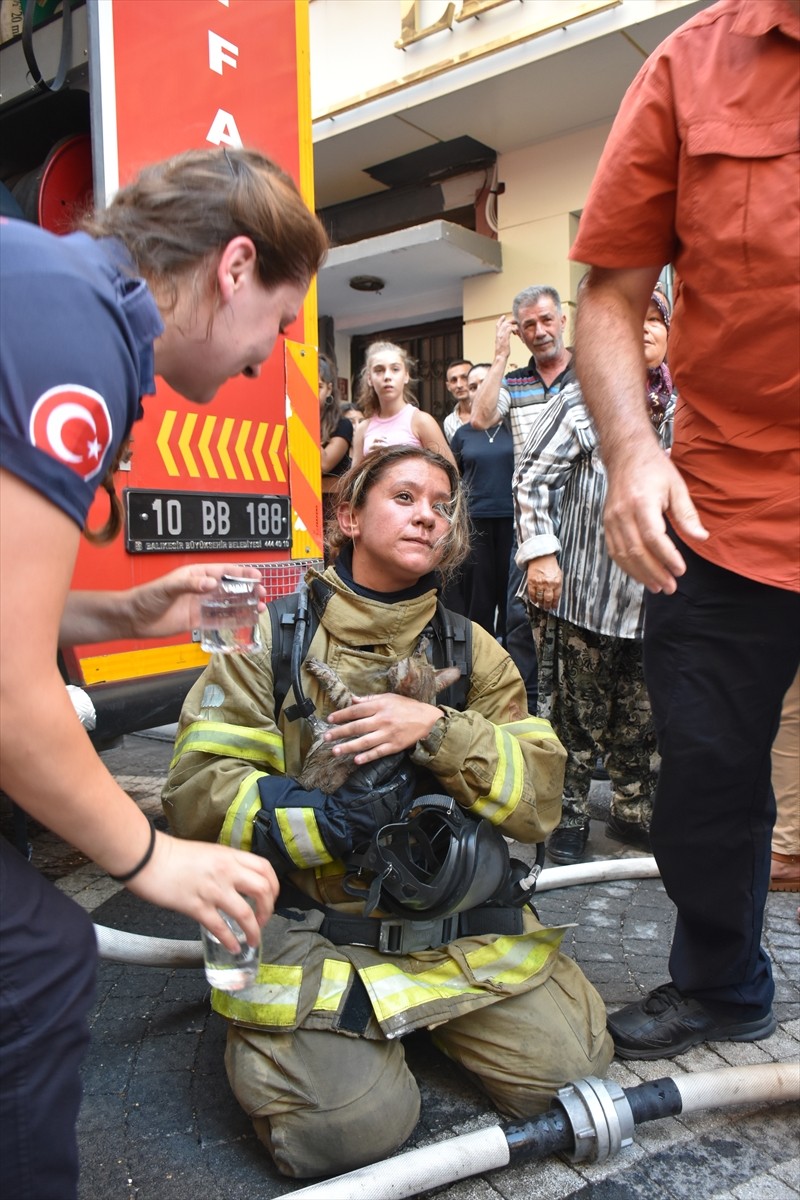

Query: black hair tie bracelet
[109,822,157,883]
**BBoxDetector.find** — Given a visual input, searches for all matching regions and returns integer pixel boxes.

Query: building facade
[309,0,708,404]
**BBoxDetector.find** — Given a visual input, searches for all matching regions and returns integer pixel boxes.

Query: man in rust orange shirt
[570,0,799,1060]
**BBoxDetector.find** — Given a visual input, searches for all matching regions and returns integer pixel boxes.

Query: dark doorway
[350,317,463,428]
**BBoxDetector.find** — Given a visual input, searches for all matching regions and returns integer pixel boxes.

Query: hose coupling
[555,1075,635,1163]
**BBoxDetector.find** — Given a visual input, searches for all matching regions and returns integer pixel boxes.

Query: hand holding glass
[199,575,263,654]
[200,898,261,991]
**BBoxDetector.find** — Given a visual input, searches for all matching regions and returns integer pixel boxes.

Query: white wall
[463,122,611,364]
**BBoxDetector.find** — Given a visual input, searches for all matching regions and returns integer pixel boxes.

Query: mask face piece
[350,795,513,921]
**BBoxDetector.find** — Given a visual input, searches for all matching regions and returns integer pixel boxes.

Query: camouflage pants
[531,612,659,829]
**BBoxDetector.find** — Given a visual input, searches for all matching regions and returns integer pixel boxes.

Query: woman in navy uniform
[0,147,327,1200]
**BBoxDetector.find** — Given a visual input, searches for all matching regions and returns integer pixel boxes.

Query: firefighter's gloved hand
[339,753,417,844]
[251,754,416,874]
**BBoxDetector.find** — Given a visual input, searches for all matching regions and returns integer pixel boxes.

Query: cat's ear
[434,667,461,693]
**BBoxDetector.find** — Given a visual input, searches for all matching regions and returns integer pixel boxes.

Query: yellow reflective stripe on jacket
[503,716,561,743]
[170,720,285,773]
[275,807,334,868]
[313,958,352,1014]
[359,928,563,1026]
[211,963,302,1025]
[220,771,270,852]
[469,724,525,824]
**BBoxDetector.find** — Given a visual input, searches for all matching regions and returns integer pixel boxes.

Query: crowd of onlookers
[319,285,798,886]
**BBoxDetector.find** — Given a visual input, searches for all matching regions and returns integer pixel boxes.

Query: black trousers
[644,534,800,1014]
[0,836,97,1199]
[464,517,513,643]
[505,531,539,713]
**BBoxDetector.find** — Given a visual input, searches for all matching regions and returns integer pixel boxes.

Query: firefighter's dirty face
[338,458,453,592]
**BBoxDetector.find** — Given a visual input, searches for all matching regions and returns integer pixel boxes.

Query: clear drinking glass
[200,900,261,992]
[199,574,263,654]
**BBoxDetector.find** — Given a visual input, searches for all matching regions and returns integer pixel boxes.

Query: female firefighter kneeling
[162,446,613,1179]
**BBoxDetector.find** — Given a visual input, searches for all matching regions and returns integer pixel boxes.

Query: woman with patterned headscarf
[644,289,673,434]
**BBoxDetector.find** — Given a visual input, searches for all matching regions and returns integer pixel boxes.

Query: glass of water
[200,901,261,992]
[199,575,263,654]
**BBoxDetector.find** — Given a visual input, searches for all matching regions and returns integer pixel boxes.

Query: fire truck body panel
[1,0,323,741]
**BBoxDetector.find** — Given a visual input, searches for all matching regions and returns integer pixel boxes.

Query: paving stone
[729,1172,799,1199]
[771,1156,800,1190]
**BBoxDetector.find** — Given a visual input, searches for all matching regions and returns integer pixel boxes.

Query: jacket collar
[308,566,438,655]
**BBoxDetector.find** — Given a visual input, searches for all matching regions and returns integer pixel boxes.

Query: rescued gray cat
[296,635,460,791]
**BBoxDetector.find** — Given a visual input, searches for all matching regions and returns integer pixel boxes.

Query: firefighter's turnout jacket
[163,566,568,1040]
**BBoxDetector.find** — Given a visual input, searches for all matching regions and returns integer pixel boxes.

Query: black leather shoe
[608,983,777,1060]
[546,822,589,865]
[605,813,651,853]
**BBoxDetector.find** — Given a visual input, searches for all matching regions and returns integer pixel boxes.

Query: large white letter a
[207,109,243,149]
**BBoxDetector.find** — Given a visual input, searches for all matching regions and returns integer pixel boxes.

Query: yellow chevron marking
[269,424,287,483]
[178,413,200,478]
[156,410,179,477]
[198,416,219,479]
[252,423,270,482]
[218,417,236,480]
[235,420,254,481]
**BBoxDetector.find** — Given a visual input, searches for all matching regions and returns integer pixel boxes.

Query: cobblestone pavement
[7,730,799,1200]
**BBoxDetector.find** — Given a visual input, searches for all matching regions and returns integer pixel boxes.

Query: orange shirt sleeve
[570,48,681,270]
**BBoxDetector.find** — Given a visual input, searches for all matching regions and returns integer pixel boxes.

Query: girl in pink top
[351,342,455,467]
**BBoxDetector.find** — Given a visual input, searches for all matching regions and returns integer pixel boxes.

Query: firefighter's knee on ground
[224,1024,420,1178]
[431,952,614,1120]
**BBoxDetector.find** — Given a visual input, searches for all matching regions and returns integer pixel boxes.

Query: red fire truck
[0,0,323,741]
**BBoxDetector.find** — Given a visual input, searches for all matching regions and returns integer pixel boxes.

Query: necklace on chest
[485,425,501,444]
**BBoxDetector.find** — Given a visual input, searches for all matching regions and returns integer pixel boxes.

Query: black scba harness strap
[277,878,526,955]
[276,796,544,956]
[267,583,473,722]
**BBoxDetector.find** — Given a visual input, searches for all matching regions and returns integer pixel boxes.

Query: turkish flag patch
[29,385,114,482]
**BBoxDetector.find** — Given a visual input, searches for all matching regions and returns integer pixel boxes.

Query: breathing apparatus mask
[344,794,543,921]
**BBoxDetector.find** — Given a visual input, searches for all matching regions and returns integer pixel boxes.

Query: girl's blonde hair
[355,342,419,418]
[326,445,470,584]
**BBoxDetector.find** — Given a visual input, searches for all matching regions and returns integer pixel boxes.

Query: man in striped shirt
[470,285,574,715]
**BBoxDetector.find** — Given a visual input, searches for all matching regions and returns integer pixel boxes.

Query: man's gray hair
[512,285,562,322]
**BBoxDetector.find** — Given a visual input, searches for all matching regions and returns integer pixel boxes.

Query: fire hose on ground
[92,855,799,1200]
[273,1062,800,1200]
